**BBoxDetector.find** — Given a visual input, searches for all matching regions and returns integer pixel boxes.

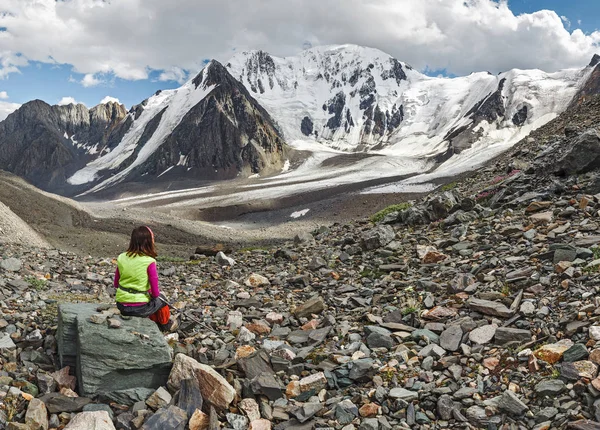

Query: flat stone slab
[58,303,99,368]
[57,303,172,403]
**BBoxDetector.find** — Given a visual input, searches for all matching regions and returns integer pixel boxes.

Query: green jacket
[115,253,155,303]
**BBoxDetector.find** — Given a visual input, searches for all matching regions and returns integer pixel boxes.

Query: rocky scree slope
[5,103,600,428]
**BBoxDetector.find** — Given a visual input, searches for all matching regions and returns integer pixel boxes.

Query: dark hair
[126,226,157,258]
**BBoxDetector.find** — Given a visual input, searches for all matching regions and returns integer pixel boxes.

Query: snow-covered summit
[228,44,594,158]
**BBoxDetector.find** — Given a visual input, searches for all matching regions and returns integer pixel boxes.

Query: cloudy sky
[0,0,599,120]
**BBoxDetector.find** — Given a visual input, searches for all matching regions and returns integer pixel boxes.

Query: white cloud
[561,15,571,29]
[158,67,188,84]
[100,96,120,104]
[81,73,102,87]
[0,0,598,80]
[0,101,20,120]
[0,91,8,99]
[57,96,85,106]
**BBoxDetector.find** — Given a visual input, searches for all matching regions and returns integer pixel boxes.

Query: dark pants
[117,293,168,318]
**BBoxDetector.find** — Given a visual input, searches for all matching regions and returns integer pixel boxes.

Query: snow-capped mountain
[0,44,598,198]
[227,45,594,159]
[0,61,287,195]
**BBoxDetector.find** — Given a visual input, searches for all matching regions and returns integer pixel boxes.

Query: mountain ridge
[0,44,598,197]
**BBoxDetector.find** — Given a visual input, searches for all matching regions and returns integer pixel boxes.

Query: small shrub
[371,203,411,223]
[25,276,47,291]
[441,182,457,192]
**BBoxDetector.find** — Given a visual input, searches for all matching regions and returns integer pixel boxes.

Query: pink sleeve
[114,267,120,288]
[148,262,160,298]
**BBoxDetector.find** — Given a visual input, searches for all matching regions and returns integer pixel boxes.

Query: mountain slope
[67,61,288,195]
[227,45,595,159]
[0,101,128,191]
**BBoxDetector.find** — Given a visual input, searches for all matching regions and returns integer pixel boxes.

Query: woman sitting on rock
[114,226,177,332]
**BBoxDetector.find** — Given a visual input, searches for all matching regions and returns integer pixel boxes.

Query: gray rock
[359,418,379,430]
[466,406,489,427]
[215,251,236,267]
[250,373,283,401]
[468,298,513,318]
[498,390,528,416]
[469,324,498,344]
[141,405,187,430]
[439,325,463,352]
[494,327,532,346]
[0,257,22,272]
[0,333,16,350]
[411,329,440,344]
[64,411,116,430]
[554,247,578,264]
[366,332,394,349]
[294,296,325,319]
[418,344,446,359]
[361,225,396,250]
[389,387,418,402]
[563,344,589,362]
[83,403,114,420]
[535,379,566,397]
[294,232,315,244]
[308,256,327,271]
[39,393,92,414]
[556,130,600,175]
[437,395,456,420]
[57,304,172,402]
[175,378,203,418]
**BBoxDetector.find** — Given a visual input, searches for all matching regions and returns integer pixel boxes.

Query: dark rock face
[444,78,508,153]
[146,61,286,180]
[468,78,507,123]
[571,61,600,106]
[0,101,128,191]
[326,92,346,130]
[512,106,528,126]
[301,116,314,136]
[555,130,600,175]
[381,58,408,84]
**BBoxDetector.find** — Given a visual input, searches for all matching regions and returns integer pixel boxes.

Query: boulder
[294,296,325,319]
[361,225,395,250]
[168,354,235,410]
[556,130,600,175]
[58,303,172,403]
[64,411,115,430]
[25,398,48,430]
[141,405,187,430]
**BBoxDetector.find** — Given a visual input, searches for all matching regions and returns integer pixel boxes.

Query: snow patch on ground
[291,209,310,218]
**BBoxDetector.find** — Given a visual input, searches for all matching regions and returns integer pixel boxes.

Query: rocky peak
[590,54,600,68]
[89,102,127,124]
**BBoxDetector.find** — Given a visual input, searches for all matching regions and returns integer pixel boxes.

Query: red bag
[149,305,170,325]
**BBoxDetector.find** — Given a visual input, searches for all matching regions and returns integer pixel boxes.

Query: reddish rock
[189,409,209,430]
[245,321,271,335]
[534,341,574,364]
[483,357,500,370]
[422,306,457,320]
[359,403,380,417]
